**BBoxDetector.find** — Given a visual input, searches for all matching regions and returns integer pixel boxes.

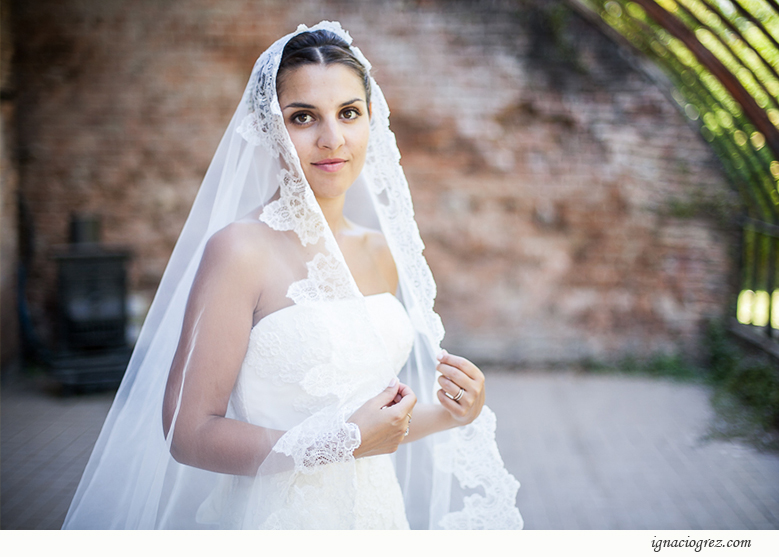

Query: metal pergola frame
[570,0,779,354]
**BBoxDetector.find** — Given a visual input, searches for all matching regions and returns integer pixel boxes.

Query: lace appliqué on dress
[287,252,357,305]
[436,406,523,530]
[353,456,409,529]
[239,300,383,417]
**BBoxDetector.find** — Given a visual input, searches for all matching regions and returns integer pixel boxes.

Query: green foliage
[640,352,703,381]
[662,187,739,226]
[722,360,779,429]
[581,352,703,381]
[703,320,740,383]
[706,321,779,429]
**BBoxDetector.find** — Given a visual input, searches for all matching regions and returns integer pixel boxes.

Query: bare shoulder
[362,227,391,255]
[201,218,276,275]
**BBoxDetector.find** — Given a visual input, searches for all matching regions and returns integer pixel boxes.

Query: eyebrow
[282,98,366,110]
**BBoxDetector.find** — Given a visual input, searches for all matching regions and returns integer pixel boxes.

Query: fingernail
[388,377,398,388]
[436,349,446,361]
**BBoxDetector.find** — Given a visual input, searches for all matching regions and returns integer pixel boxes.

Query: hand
[436,349,485,426]
[348,377,416,458]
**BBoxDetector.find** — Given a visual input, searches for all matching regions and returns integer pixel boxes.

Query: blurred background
[1,0,778,530]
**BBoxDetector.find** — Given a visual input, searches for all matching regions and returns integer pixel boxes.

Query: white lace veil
[63,21,521,530]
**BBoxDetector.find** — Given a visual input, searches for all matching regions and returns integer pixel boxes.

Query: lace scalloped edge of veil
[275,420,362,473]
[436,406,523,530]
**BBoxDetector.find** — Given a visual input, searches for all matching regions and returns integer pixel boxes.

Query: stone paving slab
[487,370,779,530]
[2,368,778,529]
[1,376,114,530]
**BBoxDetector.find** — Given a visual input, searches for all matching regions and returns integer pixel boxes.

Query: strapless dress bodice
[230,292,415,431]
[206,292,414,529]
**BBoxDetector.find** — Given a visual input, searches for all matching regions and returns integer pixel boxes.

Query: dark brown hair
[277,30,371,108]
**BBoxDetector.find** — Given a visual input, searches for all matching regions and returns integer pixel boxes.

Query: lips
[311,158,347,173]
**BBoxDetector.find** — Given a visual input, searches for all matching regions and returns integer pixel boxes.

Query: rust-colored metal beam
[631,0,779,160]
[702,0,779,93]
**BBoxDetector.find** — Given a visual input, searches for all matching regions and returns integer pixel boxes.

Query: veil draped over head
[63,21,522,530]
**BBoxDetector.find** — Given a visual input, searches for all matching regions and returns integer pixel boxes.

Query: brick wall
[14,0,738,364]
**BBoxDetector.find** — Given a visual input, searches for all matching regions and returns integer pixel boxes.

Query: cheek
[284,127,312,161]
[350,126,370,162]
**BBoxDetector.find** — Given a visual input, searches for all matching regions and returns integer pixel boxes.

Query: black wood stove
[50,215,132,390]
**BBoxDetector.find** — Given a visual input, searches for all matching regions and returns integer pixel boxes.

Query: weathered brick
[10,0,737,364]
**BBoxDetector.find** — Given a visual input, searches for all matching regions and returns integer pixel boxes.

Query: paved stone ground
[0,372,114,530]
[489,370,779,530]
[2,367,778,529]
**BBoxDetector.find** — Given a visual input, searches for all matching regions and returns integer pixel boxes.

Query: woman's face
[278,63,370,201]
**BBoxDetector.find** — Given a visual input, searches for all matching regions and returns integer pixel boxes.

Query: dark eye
[342,108,361,120]
[291,112,313,125]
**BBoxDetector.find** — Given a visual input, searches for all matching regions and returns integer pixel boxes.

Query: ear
[369,102,373,118]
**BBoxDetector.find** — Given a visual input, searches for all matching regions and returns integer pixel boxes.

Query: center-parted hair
[277,30,372,108]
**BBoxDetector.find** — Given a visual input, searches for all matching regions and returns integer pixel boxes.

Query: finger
[437,388,467,417]
[441,354,480,380]
[393,390,417,414]
[436,363,474,391]
[384,381,410,408]
[396,382,414,398]
[438,375,469,402]
[376,377,401,406]
[438,352,482,381]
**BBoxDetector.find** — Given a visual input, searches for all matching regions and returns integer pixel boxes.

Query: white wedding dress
[195,293,414,529]
[63,23,522,530]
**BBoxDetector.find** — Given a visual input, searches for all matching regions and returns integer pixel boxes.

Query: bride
[63,21,522,530]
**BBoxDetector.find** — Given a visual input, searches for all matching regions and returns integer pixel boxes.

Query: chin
[308,179,354,200]
[312,189,351,201]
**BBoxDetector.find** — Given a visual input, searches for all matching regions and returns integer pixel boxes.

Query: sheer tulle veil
[63,21,522,529]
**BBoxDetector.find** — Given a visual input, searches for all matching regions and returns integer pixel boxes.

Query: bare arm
[162,223,283,476]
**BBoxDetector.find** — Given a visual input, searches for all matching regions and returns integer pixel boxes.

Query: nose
[317,117,344,151]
